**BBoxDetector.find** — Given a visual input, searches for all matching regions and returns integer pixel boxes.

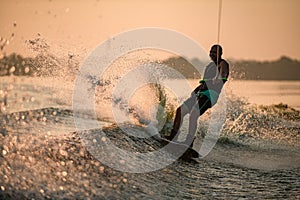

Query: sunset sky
[1,0,299,61]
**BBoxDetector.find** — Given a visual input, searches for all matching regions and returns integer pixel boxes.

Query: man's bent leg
[186,95,212,147]
[166,93,197,141]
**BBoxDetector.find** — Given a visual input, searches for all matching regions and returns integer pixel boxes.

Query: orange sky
[1,0,300,61]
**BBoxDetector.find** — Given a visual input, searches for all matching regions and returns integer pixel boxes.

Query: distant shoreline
[1,53,299,80]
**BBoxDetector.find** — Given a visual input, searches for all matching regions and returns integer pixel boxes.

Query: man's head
[209,44,223,63]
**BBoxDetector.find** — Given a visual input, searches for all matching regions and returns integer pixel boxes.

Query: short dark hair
[211,44,223,55]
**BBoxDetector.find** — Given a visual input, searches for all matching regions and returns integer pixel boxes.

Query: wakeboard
[154,136,200,160]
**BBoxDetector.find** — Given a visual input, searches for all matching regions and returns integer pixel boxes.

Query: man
[166,44,229,147]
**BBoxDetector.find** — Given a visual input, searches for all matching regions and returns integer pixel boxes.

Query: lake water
[227,80,300,110]
[0,76,299,199]
[162,79,300,111]
[1,77,299,114]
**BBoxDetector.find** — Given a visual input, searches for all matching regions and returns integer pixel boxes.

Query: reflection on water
[227,80,300,110]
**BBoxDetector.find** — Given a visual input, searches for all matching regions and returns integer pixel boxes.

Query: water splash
[196,93,300,148]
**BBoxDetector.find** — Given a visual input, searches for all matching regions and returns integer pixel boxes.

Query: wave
[1,105,299,199]
[1,94,299,148]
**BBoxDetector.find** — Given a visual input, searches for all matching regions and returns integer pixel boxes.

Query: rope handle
[199,77,227,84]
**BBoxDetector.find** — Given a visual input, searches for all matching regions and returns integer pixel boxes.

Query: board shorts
[198,89,219,106]
[182,90,219,114]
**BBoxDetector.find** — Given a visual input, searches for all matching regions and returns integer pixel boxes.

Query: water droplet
[9,66,15,73]
[2,150,7,156]
[59,149,68,157]
[25,67,30,74]
[99,166,105,173]
[101,137,106,142]
[119,160,125,165]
